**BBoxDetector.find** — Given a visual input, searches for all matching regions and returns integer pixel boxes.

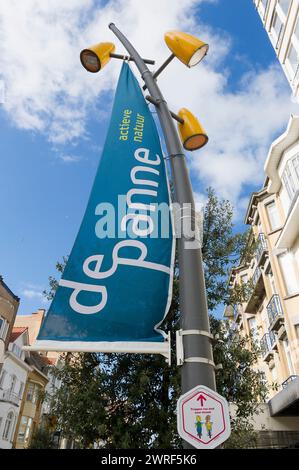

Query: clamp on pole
[176,329,214,367]
[145,95,184,124]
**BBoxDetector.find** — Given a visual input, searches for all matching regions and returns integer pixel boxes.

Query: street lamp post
[82,23,216,447]
[108,22,216,382]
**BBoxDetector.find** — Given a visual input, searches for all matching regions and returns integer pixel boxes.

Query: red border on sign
[181,390,226,445]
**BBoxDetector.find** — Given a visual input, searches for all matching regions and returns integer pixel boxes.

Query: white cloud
[0,0,298,211]
[59,154,82,163]
[22,289,48,304]
[21,282,48,304]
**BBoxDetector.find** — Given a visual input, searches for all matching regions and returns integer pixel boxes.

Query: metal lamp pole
[109,23,216,443]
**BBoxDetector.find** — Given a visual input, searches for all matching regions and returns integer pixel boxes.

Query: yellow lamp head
[178,108,208,151]
[164,31,208,67]
[80,42,115,73]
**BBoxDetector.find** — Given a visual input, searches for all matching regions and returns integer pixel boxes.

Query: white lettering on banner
[121,148,160,235]
[59,280,108,315]
[83,240,170,279]
[130,166,159,187]
[59,147,170,315]
[60,241,170,315]
[120,213,154,237]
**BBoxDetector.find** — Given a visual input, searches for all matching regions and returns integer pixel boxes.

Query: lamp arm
[142,53,175,90]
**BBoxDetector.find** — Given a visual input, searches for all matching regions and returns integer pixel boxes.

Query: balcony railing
[0,389,20,406]
[252,266,262,285]
[244,266,265,314]
[260,331,276,360]
[255,233,268,266]
[281,375,299,389]
[267,294,284,331]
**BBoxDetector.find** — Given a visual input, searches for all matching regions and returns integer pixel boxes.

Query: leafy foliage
[201,188,253,310]
[28,428,56,449]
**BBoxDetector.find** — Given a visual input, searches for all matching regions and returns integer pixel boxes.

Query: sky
[0,0,298,318]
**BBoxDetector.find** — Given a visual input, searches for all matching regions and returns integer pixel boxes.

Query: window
[2,411,14,441]
[0,369,7,389]
[259,0,268,15]
[26,382,40,404]
[269,275,277,295]
[283,339,296,375]
[9,375,16,394]
[18,382,24,399]
[277,0,290,16]
[17,416,33,443]
[241,274,248,284]
[294,17,299,43]
[0,316,8,341]
[287,43,299,77]
[278,251,299,295]
[12,343,22,359]
[282,158,299,201]
[266,201,280,230]
[292,154,299,181]
[271,11,283,39]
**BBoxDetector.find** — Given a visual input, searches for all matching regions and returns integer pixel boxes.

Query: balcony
[260,331,277,362]
[255,233,268,267]
[282,375,299,390]
[269,376,299,417]
[0,389,20,406]
[267,294,284,332]
[245,266,265,313]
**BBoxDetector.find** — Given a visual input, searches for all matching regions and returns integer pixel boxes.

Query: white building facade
[254,0,299,99]
[0,328,31,449]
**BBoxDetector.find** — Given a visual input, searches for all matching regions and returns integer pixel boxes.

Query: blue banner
[34,63,174,357]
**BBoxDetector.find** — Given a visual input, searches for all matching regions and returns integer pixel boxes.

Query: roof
[244,187,268,225]
[25,351,50,375]
[42,357,56,365]
[10,327,28,343]
[0,276,20,302]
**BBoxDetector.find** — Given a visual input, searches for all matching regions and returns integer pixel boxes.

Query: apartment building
[226,114,299,447]
[13,351,49,449]
[0,328,31,449]
[14,309,62,447]
[0,277,20,373]
[253,0,299,99]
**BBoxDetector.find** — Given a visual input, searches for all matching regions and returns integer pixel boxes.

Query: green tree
[43,188,267,448]
[28,428,56,449]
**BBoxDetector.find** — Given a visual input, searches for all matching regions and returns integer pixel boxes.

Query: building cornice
[4,351,32,372]
[264,115,299,193]
[244,187,268,225]
[0,276,20,302]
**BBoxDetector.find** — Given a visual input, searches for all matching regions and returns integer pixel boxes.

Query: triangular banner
[26,63,175,359]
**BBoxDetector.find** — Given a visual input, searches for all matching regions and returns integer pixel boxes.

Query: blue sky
[0,0,297,317]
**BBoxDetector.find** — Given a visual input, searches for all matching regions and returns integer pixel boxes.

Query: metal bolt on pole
[108,23,216,447]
